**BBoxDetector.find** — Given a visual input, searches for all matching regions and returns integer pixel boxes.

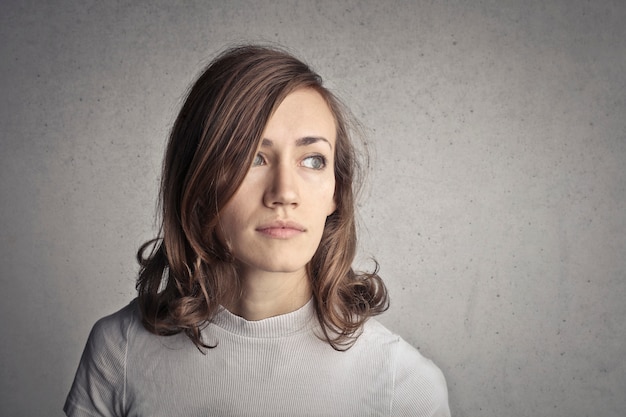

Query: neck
[227,268,312,321]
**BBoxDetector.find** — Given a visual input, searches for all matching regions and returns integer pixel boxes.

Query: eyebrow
[261,136,333,150]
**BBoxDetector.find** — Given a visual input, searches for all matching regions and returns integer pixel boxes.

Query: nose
[263,163,299,208]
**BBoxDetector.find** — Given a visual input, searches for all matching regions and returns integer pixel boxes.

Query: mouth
[256,220,305,239]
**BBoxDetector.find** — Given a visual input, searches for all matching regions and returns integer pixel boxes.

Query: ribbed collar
[211,298,317,338]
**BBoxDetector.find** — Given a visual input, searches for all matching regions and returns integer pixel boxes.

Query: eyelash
[252,153,328,170]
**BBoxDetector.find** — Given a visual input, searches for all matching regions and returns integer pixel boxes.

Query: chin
[236,253,314,276]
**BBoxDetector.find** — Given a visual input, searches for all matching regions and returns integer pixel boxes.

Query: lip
[256,219,306,239]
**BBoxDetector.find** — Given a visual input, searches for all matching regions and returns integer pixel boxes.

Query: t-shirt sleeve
[64,304,134,417]
[391,338,451,417]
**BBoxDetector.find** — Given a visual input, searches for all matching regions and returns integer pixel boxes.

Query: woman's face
[218,88,337,279]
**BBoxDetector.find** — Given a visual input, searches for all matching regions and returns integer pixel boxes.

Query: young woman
[64,45,450,417]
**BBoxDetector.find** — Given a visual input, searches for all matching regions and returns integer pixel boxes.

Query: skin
[219,88,337,321]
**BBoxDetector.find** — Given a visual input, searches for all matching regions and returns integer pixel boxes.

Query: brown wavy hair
[136,44,388,350]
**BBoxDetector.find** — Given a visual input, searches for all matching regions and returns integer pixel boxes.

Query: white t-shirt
[64,299,450,416]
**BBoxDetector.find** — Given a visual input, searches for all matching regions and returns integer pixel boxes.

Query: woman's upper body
[64,299,450,417]
[65,45,451,416]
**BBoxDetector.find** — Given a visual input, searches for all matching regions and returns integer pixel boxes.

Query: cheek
[220,183,253,225]
[329,182,337,214]
[326,179,337,215]
[216,203,245,243]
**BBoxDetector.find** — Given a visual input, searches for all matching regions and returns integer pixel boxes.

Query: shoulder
[362,319,451,417]
[88,299,140,346]
[64,300,141,417]
[393,337,450,416]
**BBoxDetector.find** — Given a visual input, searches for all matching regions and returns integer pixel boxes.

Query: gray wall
[1,1,625,416]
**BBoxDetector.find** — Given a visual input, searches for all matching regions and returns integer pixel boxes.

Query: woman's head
[161,45,359,273]
[138,44,386,350]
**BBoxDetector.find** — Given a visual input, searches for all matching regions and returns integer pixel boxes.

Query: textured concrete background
[1,1,625,416]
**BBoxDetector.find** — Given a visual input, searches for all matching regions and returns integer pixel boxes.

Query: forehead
[262,88,337,145]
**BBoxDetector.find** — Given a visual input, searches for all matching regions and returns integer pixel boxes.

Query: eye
[301,155,327,170]
[252,153,266,166]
